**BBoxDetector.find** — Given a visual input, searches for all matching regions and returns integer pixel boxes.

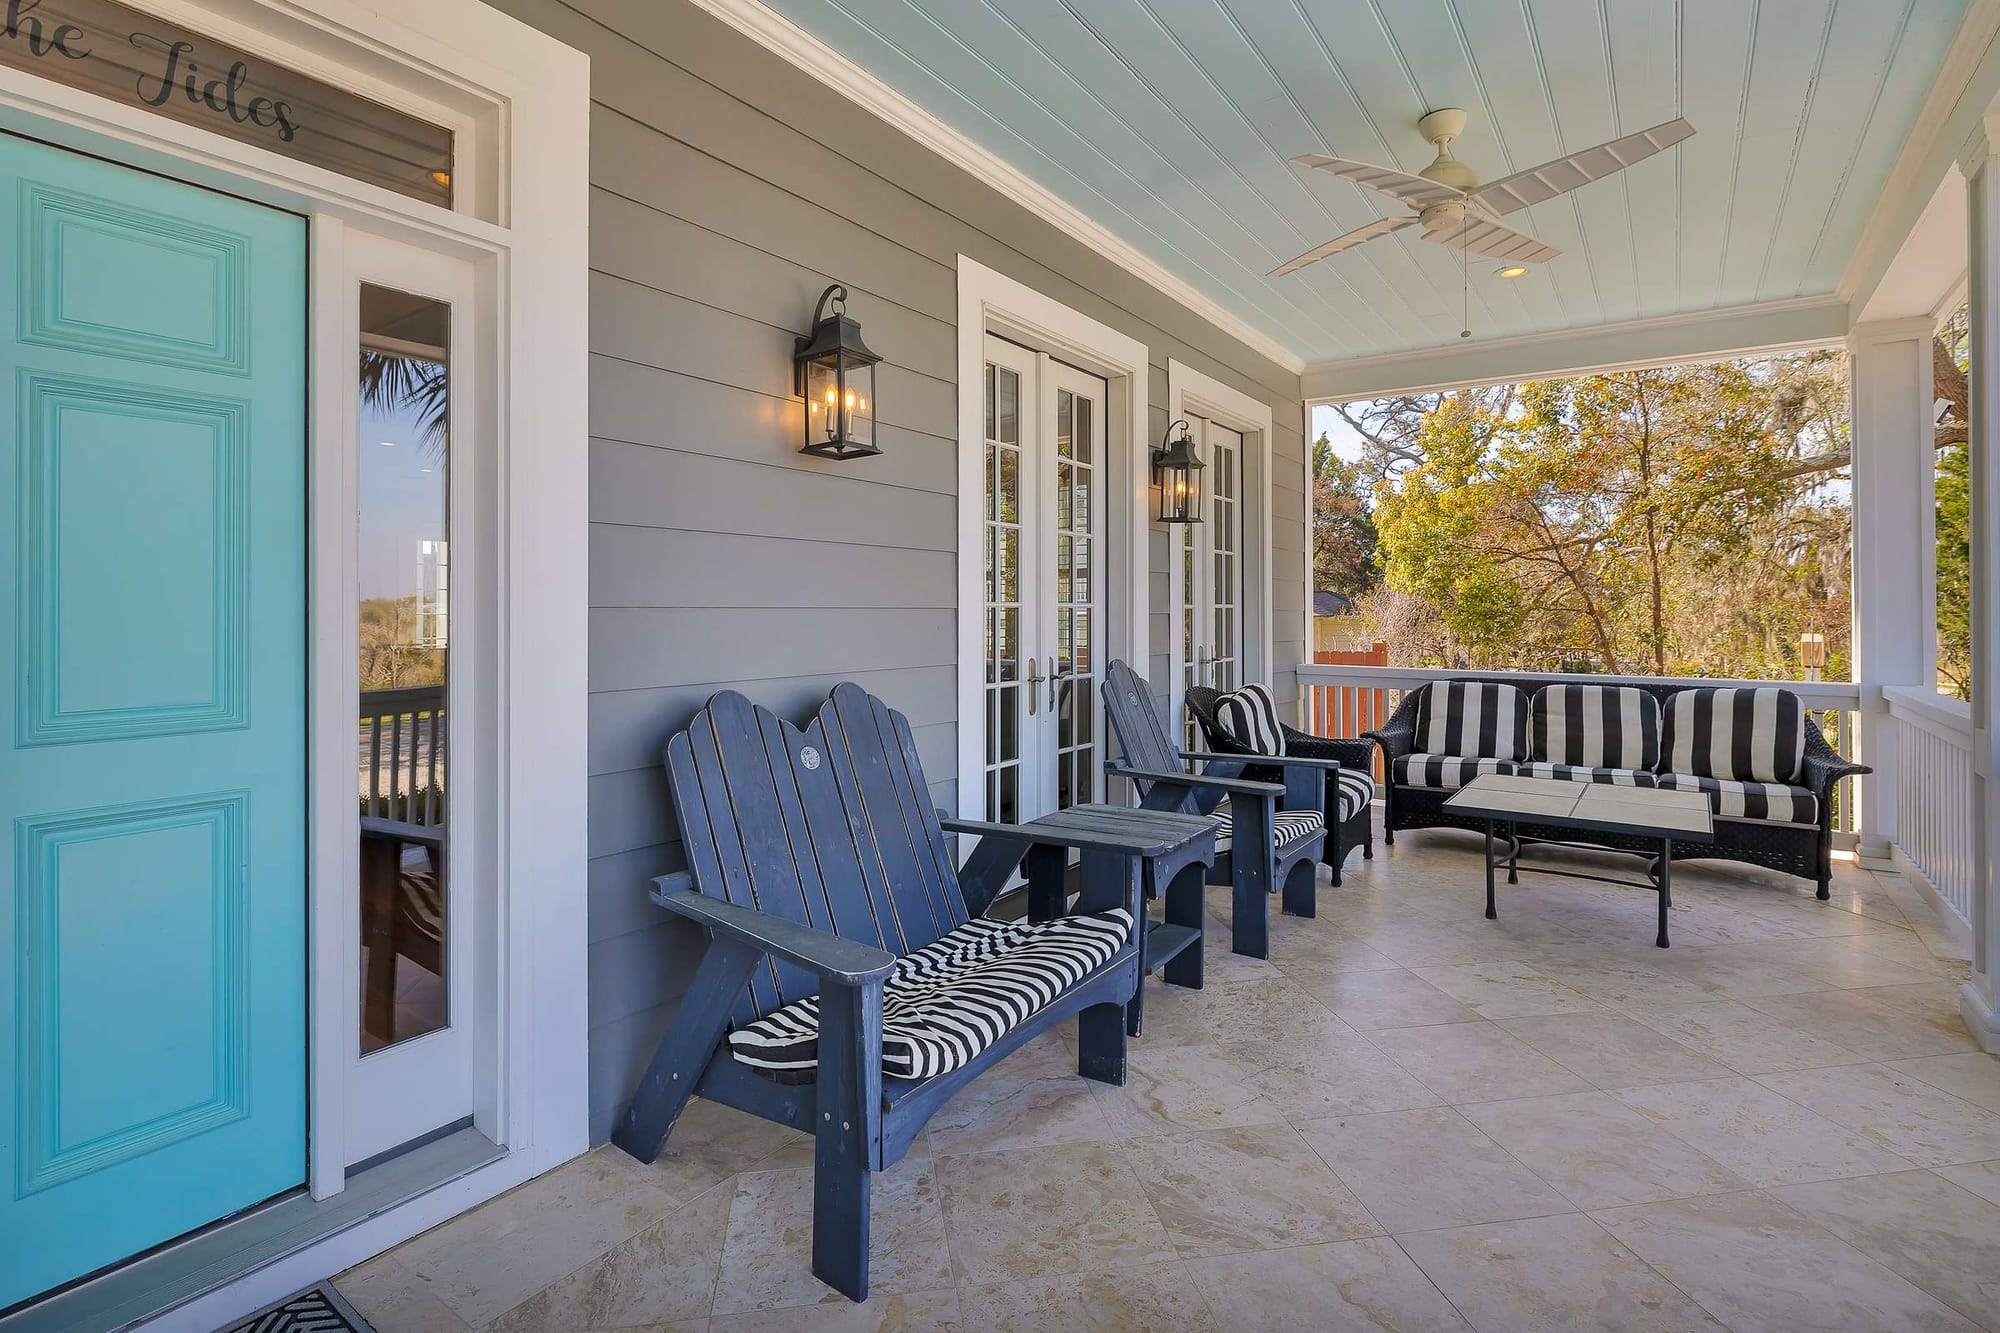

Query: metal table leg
[1656,837,1672,948]
[1507,820,1519,885]
[1484,818,1497,920]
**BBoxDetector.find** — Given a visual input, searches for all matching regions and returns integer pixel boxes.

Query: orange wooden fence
[1303,643,1390,779]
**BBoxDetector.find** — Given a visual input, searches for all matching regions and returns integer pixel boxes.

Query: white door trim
[1166,359,1276,729]
[0,0,590,1322]
[956,256,1148,820]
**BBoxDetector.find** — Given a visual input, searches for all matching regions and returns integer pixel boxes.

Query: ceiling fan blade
[1291,153,1464,209]
[1269,215,1417,277]
[1474,118,1695,215]
[1428,213,1563,265]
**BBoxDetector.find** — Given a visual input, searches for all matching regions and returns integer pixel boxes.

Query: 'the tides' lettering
[130,32,296,142]
[2,0,89,59]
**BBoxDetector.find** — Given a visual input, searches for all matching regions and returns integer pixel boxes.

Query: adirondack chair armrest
[1106,761,1284,799]
[938,816,1187,858]
[1180,749,1343,772]
[651,875,898,985]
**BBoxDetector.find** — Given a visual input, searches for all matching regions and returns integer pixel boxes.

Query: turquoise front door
[0,133,307,1309]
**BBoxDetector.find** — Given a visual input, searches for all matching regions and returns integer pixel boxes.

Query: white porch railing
[1884,685,1977,925]
[1295,664,1863,847]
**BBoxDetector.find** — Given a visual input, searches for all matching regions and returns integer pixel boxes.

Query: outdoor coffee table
[1443,774,1714,947]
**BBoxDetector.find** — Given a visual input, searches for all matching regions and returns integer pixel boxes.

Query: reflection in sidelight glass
[357,283,451,1054]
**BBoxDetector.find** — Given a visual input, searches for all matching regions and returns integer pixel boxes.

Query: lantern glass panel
[805,356,838,447]
[843,358,876,452]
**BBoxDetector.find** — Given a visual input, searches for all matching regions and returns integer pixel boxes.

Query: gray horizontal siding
[485,0,1305,1142]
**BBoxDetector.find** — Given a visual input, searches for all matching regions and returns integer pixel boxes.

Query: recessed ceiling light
[1495,264,1530,279]
[380,440,397,447]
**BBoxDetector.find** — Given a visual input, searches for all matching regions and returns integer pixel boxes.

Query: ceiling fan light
[1495,264,1530,279]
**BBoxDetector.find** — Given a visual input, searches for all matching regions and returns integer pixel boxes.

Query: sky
[358,393,447,602]
[1311,402,1367,463]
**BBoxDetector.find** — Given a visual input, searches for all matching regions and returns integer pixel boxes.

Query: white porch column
[1846,321,1938,862]
[1959,126,2000,1051]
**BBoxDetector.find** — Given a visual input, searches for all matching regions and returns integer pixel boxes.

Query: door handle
[1023,658,1042,715]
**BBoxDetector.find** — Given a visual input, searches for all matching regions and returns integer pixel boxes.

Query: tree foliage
[1311,433,1379,603]
[1344,351,1854,678]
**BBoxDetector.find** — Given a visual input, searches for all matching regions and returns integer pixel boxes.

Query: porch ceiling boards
[753,0,1969,365]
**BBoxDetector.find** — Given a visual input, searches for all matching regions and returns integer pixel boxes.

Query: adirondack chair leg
[812,980,884,1303]
[1161,861,1204,990]
[613,938,761,1163]
[1281,854,1317,919]
[1231,864,1270,959]
[1077,1000,1127,1085]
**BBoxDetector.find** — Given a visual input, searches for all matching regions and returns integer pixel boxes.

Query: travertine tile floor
[338,831,2000,1331]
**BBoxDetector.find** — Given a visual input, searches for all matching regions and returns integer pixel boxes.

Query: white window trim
[1166,359,1276,728]
[955,256,1149,821]
[0,1,590,1325]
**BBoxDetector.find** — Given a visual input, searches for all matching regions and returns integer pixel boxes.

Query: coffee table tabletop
[1444,774,1714,841]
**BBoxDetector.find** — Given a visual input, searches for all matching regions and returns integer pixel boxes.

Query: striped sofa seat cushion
[1414,681,1532,761]
[1226,808,1325,849]
[728,908,1132,1082]
[1391,754,1515,790]
[1333,767,1375,823]
[1529,684,1661,770]
[1656,774,1817,825]
[1215,682,1286,756]
[1660,687,1808,784]
[1517,761,1657,787]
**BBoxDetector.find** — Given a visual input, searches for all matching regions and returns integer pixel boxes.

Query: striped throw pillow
[1414,681,1531,761]
[1659,687,1807,784]
[1529,684,1661,770]
[1215,682,1286,756]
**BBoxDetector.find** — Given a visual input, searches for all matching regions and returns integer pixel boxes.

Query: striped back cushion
[1660,687,1807,783]
[1529,684,1661,770]
[1215,683,1286,756]
[1414,681,1531,761]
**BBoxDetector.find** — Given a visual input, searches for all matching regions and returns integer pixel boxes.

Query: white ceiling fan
[1272,108,1695,278]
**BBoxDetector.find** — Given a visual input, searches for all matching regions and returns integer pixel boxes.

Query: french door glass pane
[985,361,1025,823]
[1054,390,1098,810]
[1210,426,1241,692]
[357,283,451,1055]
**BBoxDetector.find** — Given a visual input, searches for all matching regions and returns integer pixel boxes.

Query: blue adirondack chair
[1102,660,1332,958]
[612,683,1160,1302]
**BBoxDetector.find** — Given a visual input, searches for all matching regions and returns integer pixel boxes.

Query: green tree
[1353,351,1852,678]
[1310,433,1379,602]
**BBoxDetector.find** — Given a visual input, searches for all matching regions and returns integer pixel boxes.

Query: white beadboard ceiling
[757,0,1969,366]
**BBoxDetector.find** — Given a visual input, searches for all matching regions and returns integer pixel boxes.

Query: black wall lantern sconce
[1154,419,1206,523]
[794,283,882,460]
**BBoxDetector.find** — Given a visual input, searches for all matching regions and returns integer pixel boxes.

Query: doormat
[221,1283,375,1332]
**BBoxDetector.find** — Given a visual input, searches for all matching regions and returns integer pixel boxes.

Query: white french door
[981,335,1107,824]
[1176,418,1244,744]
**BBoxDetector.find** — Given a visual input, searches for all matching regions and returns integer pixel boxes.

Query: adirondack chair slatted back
[665,684,968,1019]
[1102,660,1216,816]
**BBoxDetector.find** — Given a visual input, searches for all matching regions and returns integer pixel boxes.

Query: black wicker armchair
[1362,677,1868,899]
[1187,685,1375,884]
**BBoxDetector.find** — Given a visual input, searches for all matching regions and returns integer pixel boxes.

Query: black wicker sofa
[1362,676,1868,899]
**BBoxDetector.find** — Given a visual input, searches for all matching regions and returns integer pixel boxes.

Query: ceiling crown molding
[680,0,1307,376]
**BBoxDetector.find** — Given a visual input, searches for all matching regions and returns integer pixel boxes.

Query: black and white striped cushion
[1227,808,1325,848]
[1529,684,1661,770]
[1215,683,1286,756]
[1517,761,1658,788]
[727,908,1131,1082]
[1391,753,1516,789]
[1333,768,1375,823]
[1660,687,1807,784]
[1656,773,1817,825]
[1415,682,1531,761]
